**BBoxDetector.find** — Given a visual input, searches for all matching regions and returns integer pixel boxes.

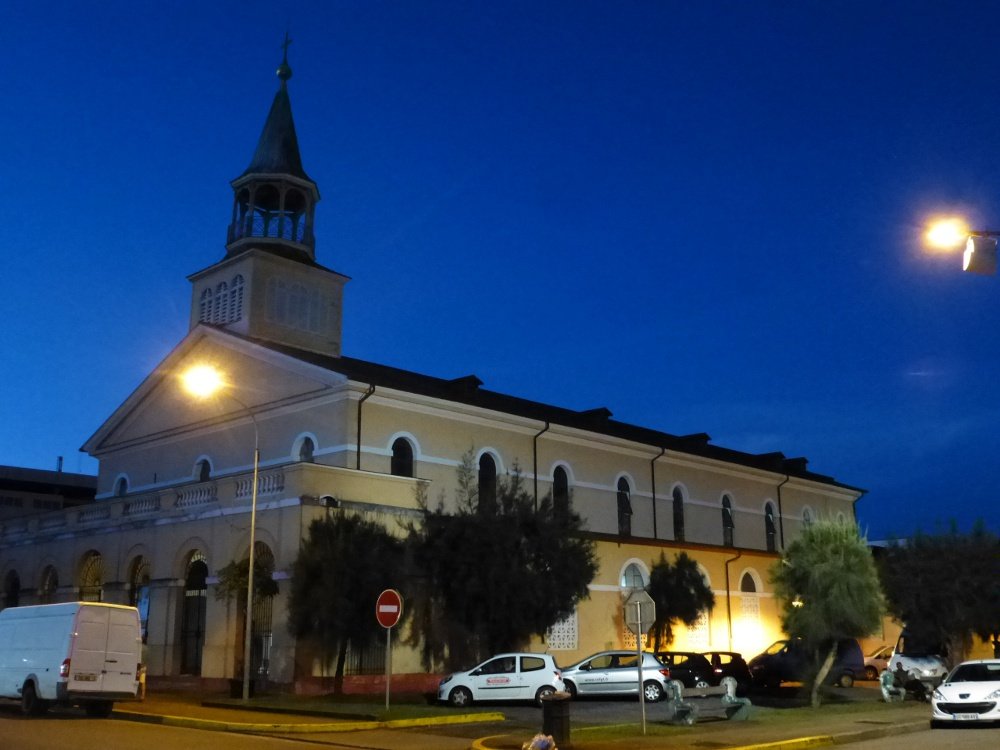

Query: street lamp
[181,364,260,702]
[925,217,1000,275]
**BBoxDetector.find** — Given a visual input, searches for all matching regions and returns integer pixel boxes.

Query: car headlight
[932,689,944,701]
[987,688,1000,700]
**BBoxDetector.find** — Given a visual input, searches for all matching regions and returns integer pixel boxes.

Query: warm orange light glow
[925,217,970,250]
[180,364,225,398]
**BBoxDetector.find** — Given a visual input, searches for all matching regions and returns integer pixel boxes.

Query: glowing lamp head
[925,218,969,250]
[181,365,225,399]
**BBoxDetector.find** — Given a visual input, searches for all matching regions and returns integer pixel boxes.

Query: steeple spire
[226,37,319,262]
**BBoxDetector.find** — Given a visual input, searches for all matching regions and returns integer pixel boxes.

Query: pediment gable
[83,326,347,456]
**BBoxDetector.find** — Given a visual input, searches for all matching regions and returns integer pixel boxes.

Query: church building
[0,50,863,692]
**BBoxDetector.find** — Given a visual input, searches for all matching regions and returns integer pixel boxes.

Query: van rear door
[102,608,140,696]
[68,606,109,693]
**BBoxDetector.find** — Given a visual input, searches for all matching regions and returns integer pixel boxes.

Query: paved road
[843,725,999,750]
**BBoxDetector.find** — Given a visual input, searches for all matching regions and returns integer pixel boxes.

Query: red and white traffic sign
[376,589,403,629]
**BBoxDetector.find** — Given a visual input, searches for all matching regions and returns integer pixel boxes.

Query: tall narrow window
[199,287,213,322]
[214,282,228,323]
[478,453,497,514]
[553,466,569,520]
[765,502,777,552]
[114,477,128,497]
[230,275,245,322]
[38,565,58,604]
[620,562,647,590]
[181,552,207,675]
[2,570,20,609]
[391,438,413,477]
[722,495,735,547]
[128,556,151,643]
[195,459,211,483]
[299,437,315,463]
[672,487,685,542]
[617,477,633,537]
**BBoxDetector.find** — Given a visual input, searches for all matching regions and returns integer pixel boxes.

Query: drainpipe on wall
[356,385,375,470]
[724,549,743,651]
[532,421,550,512]
[649,447,665,539]
[776,475,790,551]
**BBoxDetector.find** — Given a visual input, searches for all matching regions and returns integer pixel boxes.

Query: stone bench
[662,676,752,725]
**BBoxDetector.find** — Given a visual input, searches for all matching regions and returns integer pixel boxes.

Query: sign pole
[385,625,391,711]
[636,600,646,735]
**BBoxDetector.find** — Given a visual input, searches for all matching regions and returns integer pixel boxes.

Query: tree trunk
[333,638,348,695]
[811,643,837,708]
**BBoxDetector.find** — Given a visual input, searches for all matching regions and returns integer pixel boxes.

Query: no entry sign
[376,589,403,629]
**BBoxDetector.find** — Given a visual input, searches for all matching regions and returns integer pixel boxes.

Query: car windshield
[764,641,787,656]
[866,646,887,657]
[949,663,1000,683]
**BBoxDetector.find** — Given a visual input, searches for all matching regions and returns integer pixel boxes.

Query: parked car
[561,650,671,702]
[653,651,714,688]
[703,650,752,692]
[888,630,948,691]
[437,652,564,707]
[931,659,1000,726]
[863,644,894,680]
[748,638,864,688]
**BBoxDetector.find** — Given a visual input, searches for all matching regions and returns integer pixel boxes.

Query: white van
[0,602,142,716]
[888,630,948,691]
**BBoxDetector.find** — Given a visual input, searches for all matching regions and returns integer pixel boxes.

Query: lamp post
[926,217,1000,275]
[181,364,260,702]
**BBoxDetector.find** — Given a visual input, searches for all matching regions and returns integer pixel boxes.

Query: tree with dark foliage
[879,524,1000,665]
[407,452,598,670]
[287,513,405,693]
[646,551,715,652]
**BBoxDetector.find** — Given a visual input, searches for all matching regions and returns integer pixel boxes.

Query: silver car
[561,650,671,702]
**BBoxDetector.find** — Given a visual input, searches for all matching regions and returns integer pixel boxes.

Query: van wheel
[21,682,49,716]
[865,666,878,681]
[85,701,114,718]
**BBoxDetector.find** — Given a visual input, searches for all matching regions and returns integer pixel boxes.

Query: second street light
[181,364,260,702]
[926,217,1000,275]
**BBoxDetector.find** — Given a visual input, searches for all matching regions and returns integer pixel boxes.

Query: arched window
[230,275,245,322]
[672,487,685,542]
[199,287,213,322]
[617,477,633,537]
[765,502,777,552]
[553,466,569,520]
[620,562,647,590]
[181,552,207,675]
[722,495,735,547]
[214,281,228,323]
[195,459,211,483]
[2,570,20,609]
[298,437,315,463]
[391,438,413,477]
[114,477,129,497]
[128,556,151,643]
[38,565,58,604]
[478,453,497,514]
[740,571,757,593]
[78,551,104,602]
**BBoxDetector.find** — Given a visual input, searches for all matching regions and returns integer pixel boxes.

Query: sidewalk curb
[113,708,506,734]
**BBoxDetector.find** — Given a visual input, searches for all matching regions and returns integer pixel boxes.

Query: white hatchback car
[931,659,1000,726]
[438,652,565,707]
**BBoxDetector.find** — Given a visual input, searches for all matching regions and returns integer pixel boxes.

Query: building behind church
[0,50,863,693]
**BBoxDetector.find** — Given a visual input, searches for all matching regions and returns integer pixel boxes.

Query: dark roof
[239,83,312,182]
[0,465,97,502]
[237,332,862,493]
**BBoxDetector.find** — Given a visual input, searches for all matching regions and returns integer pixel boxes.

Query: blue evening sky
[3,1,999,540]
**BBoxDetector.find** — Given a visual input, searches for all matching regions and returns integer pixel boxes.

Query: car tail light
[60,659,71,678]
[659,667,671,678]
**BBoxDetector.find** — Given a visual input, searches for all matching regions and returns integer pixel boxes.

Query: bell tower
[188,37,348,358]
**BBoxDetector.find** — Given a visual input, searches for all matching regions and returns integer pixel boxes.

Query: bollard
[541,691,572,748]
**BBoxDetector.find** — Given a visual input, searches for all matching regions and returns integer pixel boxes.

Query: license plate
[955,713,979,721]
[73,673,98,682]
